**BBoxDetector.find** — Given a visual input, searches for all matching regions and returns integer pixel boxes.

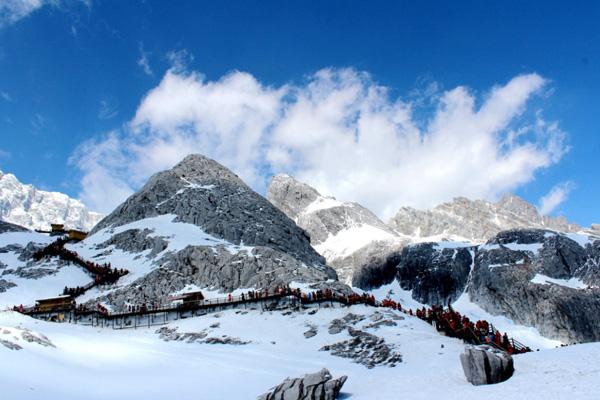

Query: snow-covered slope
[2,306,599,400]
[0,229,92,308]
[0,170,103,231]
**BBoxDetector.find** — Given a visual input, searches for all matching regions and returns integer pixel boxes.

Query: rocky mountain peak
[91,154,326,268]
[170,154,247,186]
[267,174,321,221]
[389,194,581,243]
[497,194,539,218]
[267,174,403,283]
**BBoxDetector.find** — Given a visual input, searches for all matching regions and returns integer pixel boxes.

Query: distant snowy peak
[268,174,397,245]
[0,170,103,231]
[389,194,582,243]
[267,174,402,282]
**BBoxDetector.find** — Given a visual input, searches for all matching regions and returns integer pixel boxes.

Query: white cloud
[68,132,134,212]
[0,91,12,101]
[71,68,568,217]
[0,0,92,28]
[538,182,574,215]
[137,42,153,76]
[98,97,119,120]
[0,0,45,27]
[166,49,194,73]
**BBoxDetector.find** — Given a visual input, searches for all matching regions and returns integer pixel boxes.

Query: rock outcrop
[257,368,347,400]
[459,345,514,386]
[0,220,28,233]
[365,228,600,343]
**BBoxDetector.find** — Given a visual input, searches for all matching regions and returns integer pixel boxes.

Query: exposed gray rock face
[93,155,325,268]
[0,220,28,233]
[266,174,321,222]
[81,155,343,311]
[460,345,514,386]
[92,245,343,311]
[257,368,347,400]
[394,243,474,305]
[267,174,401,283]
[389,195,581,243]
[337,239,407,288]
[469,229,600,343]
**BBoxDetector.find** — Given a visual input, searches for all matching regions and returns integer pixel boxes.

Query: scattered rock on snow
[0,339,22,350]
[304,324,318,338]
[203,336,250,345]
[257,368,347,400]
[20,330,55,348]
[320,327,402,368]
[364,319,397,330]
[328,313,366,334]
[459,345,514,386]
[0,279,16,293]
[156,326,249,345]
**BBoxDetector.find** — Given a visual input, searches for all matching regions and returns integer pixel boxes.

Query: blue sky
[0,1,598,225]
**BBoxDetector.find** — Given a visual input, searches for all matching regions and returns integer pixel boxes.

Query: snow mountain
[67,154,343,311]
[267,175,600,343]
[2,156,600,400]
[267,174,406,283]
[389,194,581,243]
[0,170,103,231]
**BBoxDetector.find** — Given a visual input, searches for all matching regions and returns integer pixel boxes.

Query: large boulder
[459,345,514,386]
[257,368,347,400]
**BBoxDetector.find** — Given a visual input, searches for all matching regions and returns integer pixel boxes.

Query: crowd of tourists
[407,304,531,354]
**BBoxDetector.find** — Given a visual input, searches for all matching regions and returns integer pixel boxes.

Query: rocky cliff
[468,229,600,343]
[382,229,600,343]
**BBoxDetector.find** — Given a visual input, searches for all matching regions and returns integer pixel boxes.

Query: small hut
[68,229,88,241]
[181,291,205,306]
[171,291,205,309]
[34,295,73,312]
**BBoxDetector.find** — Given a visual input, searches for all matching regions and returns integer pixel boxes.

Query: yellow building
[68,230,88,241]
